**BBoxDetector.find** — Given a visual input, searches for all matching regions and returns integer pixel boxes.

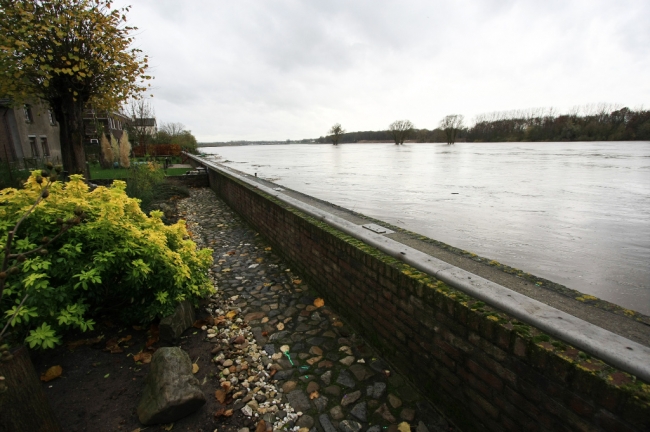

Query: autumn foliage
[0,0,151,176]
[0,173,213,349]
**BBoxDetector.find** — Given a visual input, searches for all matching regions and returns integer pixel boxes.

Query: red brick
[467,359,503,391]
[595,409,636,432]
[465,388,499,419]
[458,365,492,398]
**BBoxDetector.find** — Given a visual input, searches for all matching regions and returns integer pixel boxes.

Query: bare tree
[388,120,414,145]
[328,123,345,145]
[160,122,186,136]
[439,114,464,145]
[125,98,156,155]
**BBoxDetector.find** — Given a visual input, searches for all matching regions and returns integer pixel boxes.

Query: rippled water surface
[203,142,650,314]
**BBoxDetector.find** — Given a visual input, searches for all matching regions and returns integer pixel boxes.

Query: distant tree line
[320,127,460,144]
[466,105,650,142]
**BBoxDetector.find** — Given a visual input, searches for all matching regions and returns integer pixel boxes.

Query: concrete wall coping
[189,154,650,383]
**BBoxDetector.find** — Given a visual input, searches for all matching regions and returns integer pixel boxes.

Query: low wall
[204,165,649,431]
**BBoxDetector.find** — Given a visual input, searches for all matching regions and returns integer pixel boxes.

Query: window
[24,105,33,123]
[48,109,56,126]
[40,136,50,157]
[29,136,38,157]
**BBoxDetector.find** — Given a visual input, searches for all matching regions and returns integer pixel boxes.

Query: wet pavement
[178,188,454,432]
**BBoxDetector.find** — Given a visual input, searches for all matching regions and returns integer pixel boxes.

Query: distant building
[132,118,157,135]
[83,108,131,144]
[0,98,62,168]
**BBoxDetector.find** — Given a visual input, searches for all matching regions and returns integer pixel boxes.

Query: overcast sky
[116,0,650,142]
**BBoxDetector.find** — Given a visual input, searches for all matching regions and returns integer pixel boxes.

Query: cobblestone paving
[179,188,454,432]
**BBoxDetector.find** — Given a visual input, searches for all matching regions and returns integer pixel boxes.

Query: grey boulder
[137,347,206,425]
[159,300,196,344]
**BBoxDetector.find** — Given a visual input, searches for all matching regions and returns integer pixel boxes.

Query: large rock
[137,347,206,425]
[159,300,195,344]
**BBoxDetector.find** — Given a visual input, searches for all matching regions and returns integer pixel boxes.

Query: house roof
[133,118,157,127]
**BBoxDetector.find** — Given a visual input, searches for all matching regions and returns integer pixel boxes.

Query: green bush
[0,172,213,349]
[125,161,165,211]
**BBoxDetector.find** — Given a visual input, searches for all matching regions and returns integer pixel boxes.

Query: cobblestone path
[178,188,454,432]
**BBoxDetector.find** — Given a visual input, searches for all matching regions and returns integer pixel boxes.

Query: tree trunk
[54,97,89,179]
[0,345,62,432]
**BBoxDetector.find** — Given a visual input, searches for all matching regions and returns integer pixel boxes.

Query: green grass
[89,166,191,180]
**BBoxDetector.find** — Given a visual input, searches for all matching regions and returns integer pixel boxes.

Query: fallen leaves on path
[66,335,104,351]
[192,363,199,374]
[133,351,152,364]
[314,298,325,308]
[40,365,62,382]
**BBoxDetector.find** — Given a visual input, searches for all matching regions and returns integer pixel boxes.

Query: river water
[202,142,650,315]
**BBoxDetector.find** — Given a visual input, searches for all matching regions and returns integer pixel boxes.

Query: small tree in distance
[328,123,345,145]
[388,120,414,145]
[439,114,465,145]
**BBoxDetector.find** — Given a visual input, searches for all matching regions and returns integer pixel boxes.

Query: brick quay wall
[204,165,649,432]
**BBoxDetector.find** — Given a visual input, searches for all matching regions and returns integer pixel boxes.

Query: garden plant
[0,171,213,353]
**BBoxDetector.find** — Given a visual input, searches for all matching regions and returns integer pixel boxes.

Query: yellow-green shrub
[0,173,213,349]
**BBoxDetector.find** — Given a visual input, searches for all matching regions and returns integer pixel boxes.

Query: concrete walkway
[179,188,454,432]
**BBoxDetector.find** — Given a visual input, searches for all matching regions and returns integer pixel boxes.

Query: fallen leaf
[225,310,237,320]
[40,365,62,382]
[264,247,272,251]
[333,321,343,327]
[87,335,104,345]
[193,319,208,328]
[269,369,277,378]
[256,257,264,263]
[192,363,199,374]
[255,420,267,432]
[309,391,319,400]
[224,409,233,417]
[133,351,152,364]
[314,298,325,308]
[262,331,268,337]
[163,423,174,431]
[104,338,124,353]
[66,339,88,351]
[215,389,226,404]
[104,373,110,378]
[397,422,410,432]
[293,279,302,284]
[118,335,132,344]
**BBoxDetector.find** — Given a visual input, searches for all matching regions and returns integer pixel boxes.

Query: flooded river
[202,142,650,315]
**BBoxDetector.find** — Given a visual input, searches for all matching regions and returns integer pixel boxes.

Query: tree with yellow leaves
[0,0,151,178]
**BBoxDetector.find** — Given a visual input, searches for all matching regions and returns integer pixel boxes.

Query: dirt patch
[31,302,248,432]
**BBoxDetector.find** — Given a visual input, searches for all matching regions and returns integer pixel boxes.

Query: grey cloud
[115,0,649,141]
